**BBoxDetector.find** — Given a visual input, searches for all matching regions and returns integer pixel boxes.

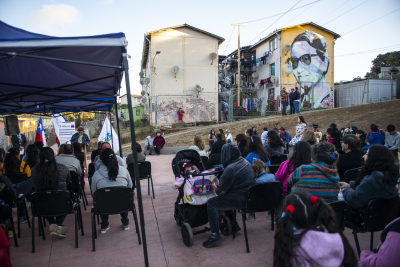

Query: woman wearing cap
[91,148,133,233]
[70,126,90,147]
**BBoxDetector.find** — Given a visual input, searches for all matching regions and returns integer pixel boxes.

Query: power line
[322,0,370,26]
[283,0,320,27]
[335,44,400,57]
[223,26,235,56]
[342,7,400,36]
[316,0,350,23]
[247,0,302,45]
[239,0,319,24]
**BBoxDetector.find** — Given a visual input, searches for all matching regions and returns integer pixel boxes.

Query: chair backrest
[364,197,400,232]
[31,190,73,217]
[69,171,80,192]
[201,156,208,166]
[4,172,28,184]
[246,181,283,212]
[127,161,151,179]
[270,154,288,165]
[268,165,280,175]
[88,163,95,178]
[93,187,133,215]
[329,200,347,231]
[343,168,361,183]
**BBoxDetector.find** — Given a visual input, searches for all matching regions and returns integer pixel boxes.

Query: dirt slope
[164,100,400,147]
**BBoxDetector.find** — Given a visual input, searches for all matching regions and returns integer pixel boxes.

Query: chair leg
[10,216,18,247]
[82,185,89,205]
[271,210,274,231]
[80,188,87,211]
[132,207,141,245]
[24,200,31,229]
[75,212,78,248]
[94,214,97,239]
[150,176,155,199]
[241,210,250,253]
[17,204,21,238]
[39,217,45,240]
[233,209,236,239]
[38,217,41,237]
[91,213,95,252]
[370,232,374,251]
[78,206,84,236]
[353,232,361,257]
[42,217,46,227]
[97,214,100,225]
[148,177,150,196]
[32,215,35,253]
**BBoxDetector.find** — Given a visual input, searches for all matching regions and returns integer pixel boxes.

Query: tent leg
[114,97,123,158]
[122,51,149,267]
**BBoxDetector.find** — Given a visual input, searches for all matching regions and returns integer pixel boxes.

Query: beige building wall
[145,27,219,125]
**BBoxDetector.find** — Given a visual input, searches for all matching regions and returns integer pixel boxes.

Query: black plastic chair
[31,190,84,253]
[91,187,141,252]
[201,156,208,166]
[329,200,347,231]
[127,161,155,199]
[235,181,283,253]
[3,172,32,237]
[345,197,400,256]
[270,154,288,165]
[0,182,18,252]
[343,168,361,183]
[70,171,88,210]
[268,165,280,175]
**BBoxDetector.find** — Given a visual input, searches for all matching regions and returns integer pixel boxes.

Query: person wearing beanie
[279,127,292,145]
[94,142,124,171]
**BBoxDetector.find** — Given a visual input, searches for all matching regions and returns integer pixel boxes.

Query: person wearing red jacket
[153,132,165,155]
[177,108,185,122]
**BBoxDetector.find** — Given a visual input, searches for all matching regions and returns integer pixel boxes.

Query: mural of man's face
[291,41,328,87]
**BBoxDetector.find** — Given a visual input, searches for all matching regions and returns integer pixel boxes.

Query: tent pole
[122,51,149,267]
[114,97,123,158]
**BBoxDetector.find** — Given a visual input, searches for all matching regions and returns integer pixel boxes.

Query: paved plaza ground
[9,154,378,266]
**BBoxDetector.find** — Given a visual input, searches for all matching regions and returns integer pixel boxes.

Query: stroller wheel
[175,217,181,227]
[181,223,194,247]
[219,214,232,236]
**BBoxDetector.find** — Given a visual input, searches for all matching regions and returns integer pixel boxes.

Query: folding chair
[268,165,280,175]
[345,197,400,256]
[3,173,31,237]
[91,187,141,251]
[343,168,361,183]
[31,190,84,253]
[270,154,288,165]
[127,161,155,199]
[234,181,283,253]
[70,171,88,210]
[329,200,347,231]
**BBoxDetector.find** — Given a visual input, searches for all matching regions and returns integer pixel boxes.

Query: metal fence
[334,79,398,108]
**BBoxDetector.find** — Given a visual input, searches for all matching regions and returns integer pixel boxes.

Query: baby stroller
[172,150,232,247]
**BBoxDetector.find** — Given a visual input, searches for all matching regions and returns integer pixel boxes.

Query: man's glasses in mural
[287,54,319,69]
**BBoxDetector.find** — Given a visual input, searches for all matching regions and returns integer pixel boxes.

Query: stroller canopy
[172,150,206,178]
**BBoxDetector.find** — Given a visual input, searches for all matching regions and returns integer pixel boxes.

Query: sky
[1,0,399,96]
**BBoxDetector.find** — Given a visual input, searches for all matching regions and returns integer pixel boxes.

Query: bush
[266,97,276,111]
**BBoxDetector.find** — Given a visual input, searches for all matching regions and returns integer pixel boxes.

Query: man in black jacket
[11,129,27,154]
[288,88,295,114]
[203,143,254,248]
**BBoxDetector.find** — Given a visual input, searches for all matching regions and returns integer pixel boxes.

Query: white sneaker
[50,231,66,239]
[100,226,110,234]
[122,225,129,231]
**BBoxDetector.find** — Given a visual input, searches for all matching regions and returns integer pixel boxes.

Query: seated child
[180,162,199,176]
[247,159,276,222]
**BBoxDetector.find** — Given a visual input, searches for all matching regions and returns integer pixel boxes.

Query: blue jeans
[294,101,300,114]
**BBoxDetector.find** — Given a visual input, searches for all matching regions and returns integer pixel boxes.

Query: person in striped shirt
[288,141,340,203]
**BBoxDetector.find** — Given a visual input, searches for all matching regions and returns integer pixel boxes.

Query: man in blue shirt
[222,101,229,122]
[279,127,292,146]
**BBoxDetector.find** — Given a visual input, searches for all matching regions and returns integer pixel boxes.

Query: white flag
[51,113,66,140]
[98,117,120,153]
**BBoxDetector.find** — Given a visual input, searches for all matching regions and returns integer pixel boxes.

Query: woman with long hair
[188,136,207,157]
[0,147,31,177]
[245,135,271,165]
[219,129,227,143]
[275,141,312,197]
[337,134,364,179]
[72,142,85,171]
[252,126,258,136]
[31,147,71,238]
[289,116,307,147]
[339,145,399,227]
[235,134,247,157]
[91,148,133,233]
[208,129,216,152]
[326,127,341,152]
[22,144,39,169]
[264,130,285,156]
[289,141,340,203]
[273,192,357,267]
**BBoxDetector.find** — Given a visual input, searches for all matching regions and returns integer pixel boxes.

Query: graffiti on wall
[287,30,333,108]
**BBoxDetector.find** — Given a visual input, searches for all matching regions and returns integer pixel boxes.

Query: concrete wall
[145,27,219,125]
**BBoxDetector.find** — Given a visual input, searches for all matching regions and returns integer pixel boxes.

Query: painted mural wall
[281,25,335,108]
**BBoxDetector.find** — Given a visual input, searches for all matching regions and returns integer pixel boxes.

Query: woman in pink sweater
[275,141,311,196]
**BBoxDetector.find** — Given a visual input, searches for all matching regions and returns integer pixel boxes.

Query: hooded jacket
[215,143,254,196]
[343,170,398,214]
[91,164,133,193]
[210,138,225,156]
[145,136,153,146]
[289,162,340,203]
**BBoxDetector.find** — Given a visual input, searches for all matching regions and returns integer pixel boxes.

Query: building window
[136,109,140,116]
[270,38,277,51]
[269,88,275,99]
[274,38,278,51]
[137,98,141,103]
[270,63,275,76]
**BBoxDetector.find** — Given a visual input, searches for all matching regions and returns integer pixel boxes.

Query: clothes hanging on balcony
[242,98,247,109]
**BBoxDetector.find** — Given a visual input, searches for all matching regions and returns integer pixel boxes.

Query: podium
[80,143,88,174]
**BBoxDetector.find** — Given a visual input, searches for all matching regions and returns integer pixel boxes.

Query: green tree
[364,51,400,78]
[352,76,362,81]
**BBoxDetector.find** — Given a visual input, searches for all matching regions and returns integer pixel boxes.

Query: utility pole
[231,23,247,108]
